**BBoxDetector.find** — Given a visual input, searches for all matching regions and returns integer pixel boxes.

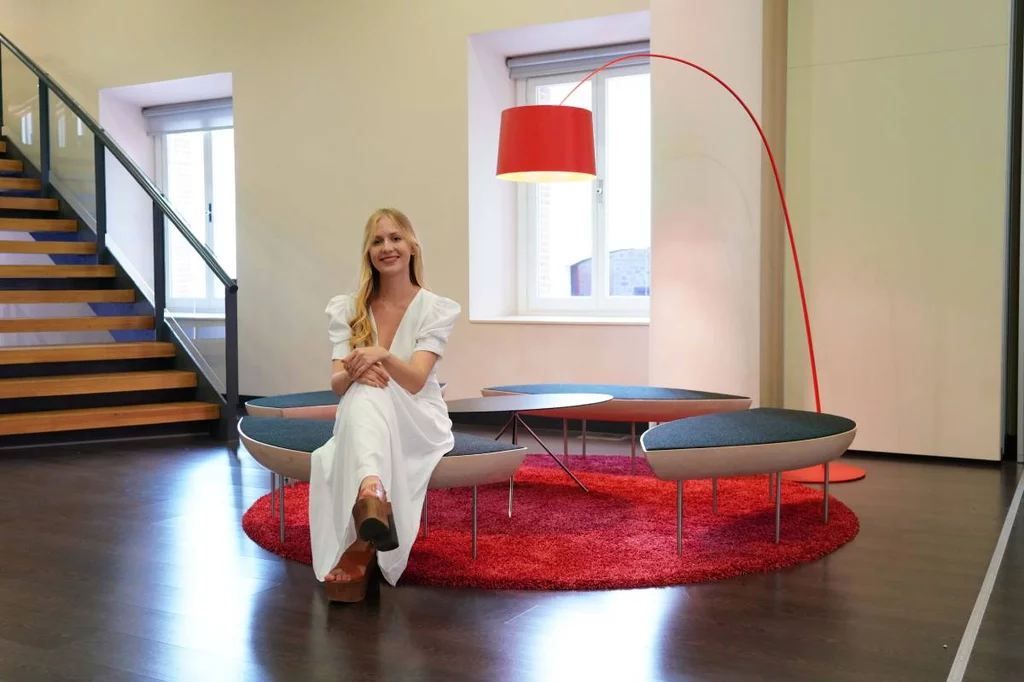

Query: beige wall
[0,0,650,400]
[784,0,1010,459]
[650,0,788,405]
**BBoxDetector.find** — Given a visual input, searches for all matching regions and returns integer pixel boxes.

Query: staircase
[0,138,222,447]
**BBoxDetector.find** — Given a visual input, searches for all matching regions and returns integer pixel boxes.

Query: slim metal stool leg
[676,480,684,555]
[630,422,636,470]
[508,414,518,517]
[712,478,718,514]
[774,472,782,544]
[582,419,587,457]
[824,461,830,523]
[472,485,478,560]
[563,418,569,466]
[269,471,276,517]
[279,475,286,543]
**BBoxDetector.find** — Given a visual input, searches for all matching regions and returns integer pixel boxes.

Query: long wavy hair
[348,208,426,349]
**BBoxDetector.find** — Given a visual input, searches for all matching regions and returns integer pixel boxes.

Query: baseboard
[1003,433,1018,461]
[844,449,1003,467]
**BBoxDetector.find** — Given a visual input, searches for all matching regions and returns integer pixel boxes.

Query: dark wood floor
[0,432,1020,681]
[965,478,1024,682]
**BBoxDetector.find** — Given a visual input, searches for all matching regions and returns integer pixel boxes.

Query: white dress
[308,288,460,586]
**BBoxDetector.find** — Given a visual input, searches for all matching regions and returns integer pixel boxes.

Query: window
[146,98,235,315]
[510,43,651,317]
[19,111,33,146]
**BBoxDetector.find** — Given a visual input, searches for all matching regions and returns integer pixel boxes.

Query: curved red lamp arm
[563,53,822,413]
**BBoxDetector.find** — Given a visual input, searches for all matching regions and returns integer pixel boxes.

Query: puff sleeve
[414,295,461,358]
[325,295,353,360]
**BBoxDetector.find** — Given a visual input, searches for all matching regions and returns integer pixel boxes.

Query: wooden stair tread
[0,240,95,254]
[0,159,23,172]
[0,197,58,211]
[0,177,40,191]
[0,141,7,153]
[0,290,134,304]
[0,342,176,365]
[0,264,115,278]
[0,316,153,333]
[0,218,77,232]
[0,371,197,399]
[0,401,220,436]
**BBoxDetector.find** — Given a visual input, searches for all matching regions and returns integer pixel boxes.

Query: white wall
[466,33,518,321]
[97,92,155,300]
[784,0,1010,459]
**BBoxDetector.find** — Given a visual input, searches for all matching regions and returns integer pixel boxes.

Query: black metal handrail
[0,31,236,291]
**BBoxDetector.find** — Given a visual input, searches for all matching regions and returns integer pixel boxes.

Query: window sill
[470,314,649,326]
[167,311,226,322]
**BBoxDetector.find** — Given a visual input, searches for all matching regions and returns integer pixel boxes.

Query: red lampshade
[496,105,596,182]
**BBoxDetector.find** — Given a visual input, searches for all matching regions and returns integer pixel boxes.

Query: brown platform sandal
[353,480,399,552]
[324,547,379,603]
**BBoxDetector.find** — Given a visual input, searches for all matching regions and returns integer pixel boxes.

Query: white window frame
[147,98,234,316]
[511,47,651,318]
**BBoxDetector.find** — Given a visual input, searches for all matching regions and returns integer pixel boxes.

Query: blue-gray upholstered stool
[237,416,525,557]
[640,407,857,554]
[246,383,448,419]
[483,383,751,461]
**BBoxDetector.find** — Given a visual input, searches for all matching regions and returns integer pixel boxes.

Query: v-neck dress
[308,288,461,585]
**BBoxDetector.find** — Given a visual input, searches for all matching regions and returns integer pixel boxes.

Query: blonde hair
[348,208,426,349]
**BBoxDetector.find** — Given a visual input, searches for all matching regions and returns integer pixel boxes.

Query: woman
[308,207,460,602]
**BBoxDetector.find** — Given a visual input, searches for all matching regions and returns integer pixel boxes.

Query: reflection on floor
[0,428,1019,681]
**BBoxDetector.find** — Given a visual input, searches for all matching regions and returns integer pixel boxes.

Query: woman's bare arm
[344,346,436,394]
[330,359,354,396]
[331,358,390,396]
[379,350,439,394]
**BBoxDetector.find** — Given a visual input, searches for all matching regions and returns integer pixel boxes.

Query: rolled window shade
[142,97,233,135]
[506,41,650,80]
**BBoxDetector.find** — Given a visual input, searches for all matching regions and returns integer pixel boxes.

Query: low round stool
[237,415,526,557]
[641,407,857,554]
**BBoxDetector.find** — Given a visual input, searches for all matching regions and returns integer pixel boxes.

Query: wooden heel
[353,497,399,552]
[325,575,370,603]
[324,552,377,603]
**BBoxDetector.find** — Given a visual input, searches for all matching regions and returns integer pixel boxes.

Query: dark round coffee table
[446,393,612,496]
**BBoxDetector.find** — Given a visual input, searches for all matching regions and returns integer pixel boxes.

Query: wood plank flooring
[0,431,1019,681]
[963,480,1024,682]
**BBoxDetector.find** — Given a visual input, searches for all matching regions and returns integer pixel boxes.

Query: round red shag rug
[241,455,859,591]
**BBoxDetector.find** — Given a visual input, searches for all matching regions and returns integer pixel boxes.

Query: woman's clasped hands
[343,346,391,389]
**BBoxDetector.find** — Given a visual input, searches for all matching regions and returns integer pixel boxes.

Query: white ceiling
[100,72,233,108]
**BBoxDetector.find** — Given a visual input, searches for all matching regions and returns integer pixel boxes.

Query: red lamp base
[783,462,865,484]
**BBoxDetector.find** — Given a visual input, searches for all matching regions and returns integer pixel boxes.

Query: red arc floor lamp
[495,52,864,484]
